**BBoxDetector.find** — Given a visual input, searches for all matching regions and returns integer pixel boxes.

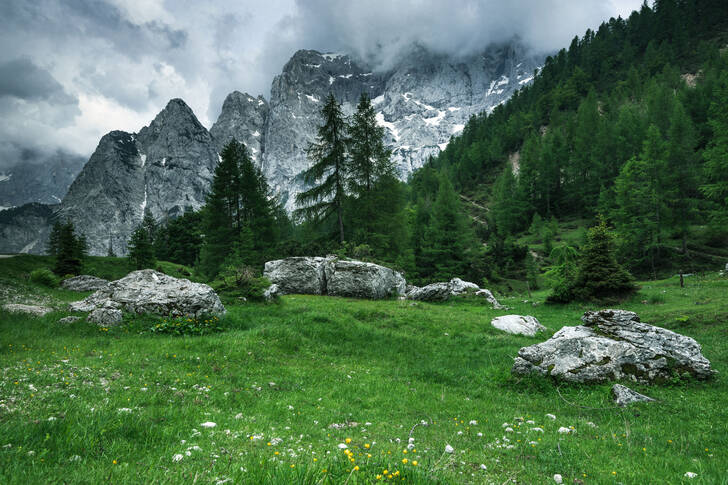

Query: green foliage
[408,0,728,281]
[295,94,350,243]
[549,217,636,303]
[701,69,728,227]
[198,139,280,278]
[51,220,87,276]
[127,214,156,271]
[213,264,272,302]
[30,268,59,288]
[149,315,224,336]
[419,175,476,281]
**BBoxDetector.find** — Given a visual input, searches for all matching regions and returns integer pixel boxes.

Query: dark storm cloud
[0,58,77,105]
[0,0,643,171]
[260,0,632,73]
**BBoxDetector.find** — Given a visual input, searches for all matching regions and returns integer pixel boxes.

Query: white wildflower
[337,443,348,449]
[546,414,556,420]
[469,420,478,425]
[200,422,216,428]
[172,454,183,462]
[444,444,454,454]
[553,473,563,483]
[684,472,697,479]
[557,427,572,434]
[480,464,487,470]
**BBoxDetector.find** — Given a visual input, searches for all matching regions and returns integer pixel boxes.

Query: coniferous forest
[136,0,728,300]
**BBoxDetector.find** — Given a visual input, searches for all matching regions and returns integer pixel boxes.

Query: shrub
[150,315,224,336]
[30,268,59,287]
[213,264,272,301]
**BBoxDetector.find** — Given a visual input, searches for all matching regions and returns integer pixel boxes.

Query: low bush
[149,315,224,336]
[30,268,59,287]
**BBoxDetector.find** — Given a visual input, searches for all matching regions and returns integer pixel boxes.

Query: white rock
[513,310,715,383]
[3,303,53,317]
[491,315,546,337]
[70,270,225,317]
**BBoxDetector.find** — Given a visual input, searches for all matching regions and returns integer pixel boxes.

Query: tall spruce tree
[347,92,402,252]
[295,93,350,244]
[422,175,474,280]
[127,219,156,270]
[53,221,86,276]
[613,124,669,276]
[701,71,728,227]
[198,140,245,277]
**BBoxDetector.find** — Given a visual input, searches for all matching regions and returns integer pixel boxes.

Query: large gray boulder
[491,315,545,337]
[325,259,406,299]
[263,257,328,295]
[263,256,405,299]
[69,270,225,317]
[61,275,110,292]
[512,309,716,383]
[406,278,504,308]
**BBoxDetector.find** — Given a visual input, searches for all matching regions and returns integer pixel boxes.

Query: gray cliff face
[0,152,85,208]
[262,50,387,208]
[210,91,269,162]
[0,203,57,254]
[58,99,218,256]
[258,43,542,211]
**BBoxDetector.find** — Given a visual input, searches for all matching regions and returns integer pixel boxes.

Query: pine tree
[47,221,63,257]
[665,100,698,253]
[548,217,635,302]
[53,221,86,276]
[422,175,474,280]
[613,124,669,276]
[348,93,394,194]
[198,140,245,277]
[127,223,156,270]
[295,93,350,244]
[701,71,728,226]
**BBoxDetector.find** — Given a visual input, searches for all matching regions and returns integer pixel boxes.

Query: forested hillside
[411,0,728,285]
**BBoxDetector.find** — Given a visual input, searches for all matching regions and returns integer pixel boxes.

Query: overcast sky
[0,0,644,168]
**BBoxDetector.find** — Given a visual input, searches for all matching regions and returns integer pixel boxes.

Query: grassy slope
[0,258,726,484]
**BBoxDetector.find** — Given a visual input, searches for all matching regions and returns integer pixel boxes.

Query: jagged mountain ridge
[57,99,219,255]
[260,42,543,210]
[0,41,543,255]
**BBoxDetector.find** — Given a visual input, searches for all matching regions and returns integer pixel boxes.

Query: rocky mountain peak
[210,91,268,160]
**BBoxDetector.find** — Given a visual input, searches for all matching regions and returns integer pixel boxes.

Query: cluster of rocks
[263,257,505,308]
[406,278,504,308]
[512,309,716,384]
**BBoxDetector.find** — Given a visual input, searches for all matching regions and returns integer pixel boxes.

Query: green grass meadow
[1,256,727,483]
